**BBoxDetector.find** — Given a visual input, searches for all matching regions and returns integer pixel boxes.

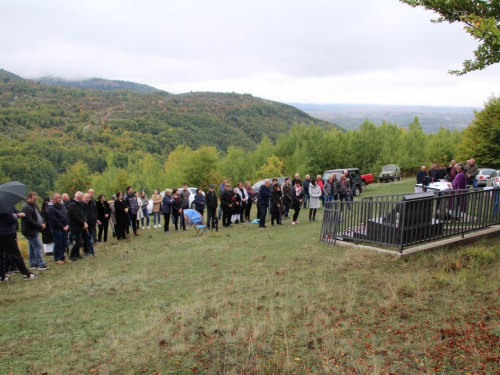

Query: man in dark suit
[258,179,272,229]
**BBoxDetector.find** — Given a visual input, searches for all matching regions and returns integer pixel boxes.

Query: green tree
[220,146,253,184]
[400,0,500,75]
[257,156,285,179]
[55,160,91,196]
[459,95,500,167]
[183,146,222,190]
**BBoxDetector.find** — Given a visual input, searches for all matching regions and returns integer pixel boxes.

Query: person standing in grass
[205,184,218,229]
[21,191,49,271]
[171,189,186,232]
[290,180,304,225]
[139,191,150,229]
[194,188,205,217]
[113,191,128,240]
[271,182,282,226]
[96,194,110,243]
[282,178,292,218]
[0,207,37,281]
[161,189,174,233]
[244,181,255,222]
[231,187,241,224]
[258,179,272,229]
[67,191,88,260]
[47,193,70,264]
[308,178,322,221]
[152,189,162,228]
[220,183,233,228]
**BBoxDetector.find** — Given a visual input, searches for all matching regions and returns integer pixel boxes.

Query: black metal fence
[320,188,500,252]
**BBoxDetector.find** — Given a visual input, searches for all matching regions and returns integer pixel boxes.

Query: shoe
[70,257,79,261]
[295,221,300,224]
[64,259,72,263]
[277,222,283,225]
[147,226,151,229]
[157,224,162,228]
[183,229,188,231]
[55,260,64,265]
[24,273,37,280]
[259,226,267,229]
[164,231,170,234]
[5,271,15,277]
[38,265,49,270]
[30,265,38,270]
[292,221,296,225]
[154,225,157,228]
[142,226,145,230]
[1,277,10,282]
[134,232,140,236]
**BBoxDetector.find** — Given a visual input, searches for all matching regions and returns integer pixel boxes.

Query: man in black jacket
[87,189,99,243]
[47,193,70,264]
[82,193,96,256]
[258,179,272,229]
[220,183,233,228]
[123,186,140,236]
[67,192,88,261]
[205,185,218,230]
[96,194,110,243]
[21,191,49,270]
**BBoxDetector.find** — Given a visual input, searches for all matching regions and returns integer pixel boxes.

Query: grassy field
[2,179,500,374]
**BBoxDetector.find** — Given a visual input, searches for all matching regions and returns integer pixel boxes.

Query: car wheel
[378,179,382,183]
[392,176,396,182]
[397,175,401,181]
[354,186,361,197]
[362,182,366,191]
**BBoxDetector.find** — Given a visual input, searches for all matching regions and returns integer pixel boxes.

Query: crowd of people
[1,171,360,282]
[416,159,478,190]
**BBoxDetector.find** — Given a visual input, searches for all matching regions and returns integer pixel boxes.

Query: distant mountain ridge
[291,103,477,133]
[37,76,162,93]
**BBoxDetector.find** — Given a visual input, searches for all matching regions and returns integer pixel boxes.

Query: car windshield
[481,169,495,175]
[382,166,395,171]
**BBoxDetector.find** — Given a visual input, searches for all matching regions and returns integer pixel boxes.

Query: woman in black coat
[290,180,304,225]
[40,200,54,255]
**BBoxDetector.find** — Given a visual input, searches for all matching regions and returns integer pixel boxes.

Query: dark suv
[322,168,364,197]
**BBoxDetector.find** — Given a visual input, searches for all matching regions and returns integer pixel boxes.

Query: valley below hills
[291,103,478,133]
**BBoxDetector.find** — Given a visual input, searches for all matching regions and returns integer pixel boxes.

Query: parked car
[477,168,495,187]
[378,164,401,182]
[486,170,500,188]
[361,173,374,191]
[252,177,289,204]
[322,168,364,197]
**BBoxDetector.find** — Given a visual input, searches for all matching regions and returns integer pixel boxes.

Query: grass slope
[1,180,500,374]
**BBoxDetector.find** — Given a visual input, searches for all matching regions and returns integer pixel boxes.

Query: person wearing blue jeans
[21,192,49,270]
[140,191,150,229]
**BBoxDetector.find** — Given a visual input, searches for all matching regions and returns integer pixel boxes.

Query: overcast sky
[1,0,498,107]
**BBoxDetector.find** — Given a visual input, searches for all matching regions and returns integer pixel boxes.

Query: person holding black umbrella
[0,208,37,281]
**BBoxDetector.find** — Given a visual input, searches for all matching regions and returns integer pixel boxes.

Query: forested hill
[38,76,161,93]
[0,69,340,196]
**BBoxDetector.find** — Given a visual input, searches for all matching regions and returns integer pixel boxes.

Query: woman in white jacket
[308,179,322,221]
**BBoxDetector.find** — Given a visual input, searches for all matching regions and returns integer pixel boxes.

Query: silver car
[477,168,495,187]
[486,170,500,188]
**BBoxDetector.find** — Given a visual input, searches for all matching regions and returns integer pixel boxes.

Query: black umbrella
[0,181,28,214]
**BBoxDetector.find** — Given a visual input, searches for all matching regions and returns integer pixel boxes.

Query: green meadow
[1,179,500,374]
